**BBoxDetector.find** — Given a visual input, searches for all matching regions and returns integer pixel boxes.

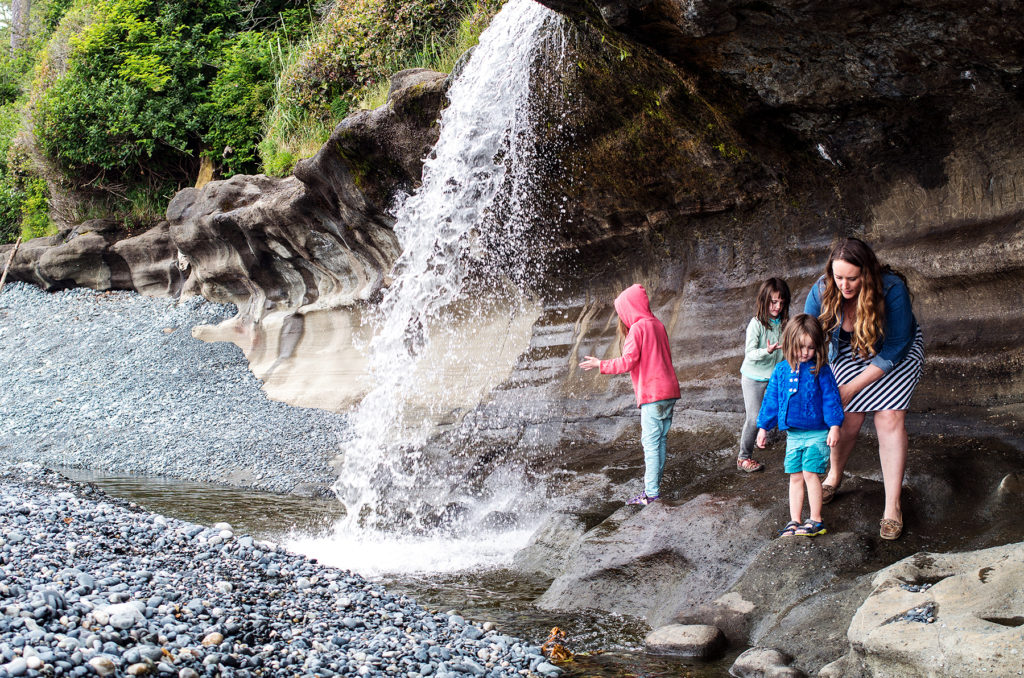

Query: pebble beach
[0,464,559,678]
[0,283,346,495]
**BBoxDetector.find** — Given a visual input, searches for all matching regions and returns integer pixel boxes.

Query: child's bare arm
[756,429,768,448]
[826,425,841,447]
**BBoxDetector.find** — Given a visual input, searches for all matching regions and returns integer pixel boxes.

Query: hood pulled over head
[613,284,654,328]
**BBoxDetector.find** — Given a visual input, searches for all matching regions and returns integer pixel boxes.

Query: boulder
[820,542,1024,678]
[535,495,767,627]
[729,647,805,678]
[644,623,725,659]
[109,222,185,297]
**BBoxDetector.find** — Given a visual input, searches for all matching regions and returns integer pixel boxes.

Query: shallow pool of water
[59,469,736,677]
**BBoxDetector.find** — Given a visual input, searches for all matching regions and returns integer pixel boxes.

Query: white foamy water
[287,528,536,577]
[328,0,566,549]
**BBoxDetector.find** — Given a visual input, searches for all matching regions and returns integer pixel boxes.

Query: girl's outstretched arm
[579,356,602,370]
[599,326,641,375]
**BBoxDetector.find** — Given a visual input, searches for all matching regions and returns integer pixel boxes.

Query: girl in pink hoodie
[580,284,682,505]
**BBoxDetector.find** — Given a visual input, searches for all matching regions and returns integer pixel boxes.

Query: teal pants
[640,398,677,497]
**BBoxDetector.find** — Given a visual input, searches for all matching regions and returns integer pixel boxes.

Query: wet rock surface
[729,646,804,678]
[0,464,545,678]
[536,495,766,628]
[528,433,1024,675]
[643,624,725,659]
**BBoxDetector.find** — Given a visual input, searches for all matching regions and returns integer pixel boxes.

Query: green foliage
[263,0,501,175]
[40,0,78,31]
[201,31,279,175]
[0,179,21,242]
[19,176,54,240]
[0,102,28,243]
[33,0,316,179]
[33,0,241,176]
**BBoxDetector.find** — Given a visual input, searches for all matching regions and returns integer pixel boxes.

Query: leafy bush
[0,102,27,243]
[201,31,280,176]
[33,0,316,178]
[0,177,22,243]
[40,0,78,31]
[19,176,54,240]
[33,0,241,177]
[262,0,500,175]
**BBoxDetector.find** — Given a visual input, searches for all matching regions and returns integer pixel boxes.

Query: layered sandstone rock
[821,542,1024,678]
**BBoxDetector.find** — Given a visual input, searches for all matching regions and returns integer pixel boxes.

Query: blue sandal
[795,519,827,537]
[778,520,801,537]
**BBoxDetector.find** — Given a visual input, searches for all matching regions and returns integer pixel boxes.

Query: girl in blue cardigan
[757,314,844,537]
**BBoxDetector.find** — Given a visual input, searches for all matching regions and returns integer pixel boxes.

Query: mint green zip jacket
[739,317,784,381]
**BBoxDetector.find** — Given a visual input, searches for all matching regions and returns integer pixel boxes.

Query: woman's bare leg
[824,411,866,489]
[873,409,907,521]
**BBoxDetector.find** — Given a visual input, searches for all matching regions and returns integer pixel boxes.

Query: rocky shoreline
[0,464,559,678]
[0,283,343,496]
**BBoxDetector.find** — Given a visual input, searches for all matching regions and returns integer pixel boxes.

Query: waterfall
[311,0,566,568]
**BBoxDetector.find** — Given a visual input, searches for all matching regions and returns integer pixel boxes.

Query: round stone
[202,632,224,647]
[89,656,118,676]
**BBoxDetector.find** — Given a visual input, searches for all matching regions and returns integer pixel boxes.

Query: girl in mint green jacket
[737,278,790,472]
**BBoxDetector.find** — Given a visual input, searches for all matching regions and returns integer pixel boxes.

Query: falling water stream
[307,0,568,570]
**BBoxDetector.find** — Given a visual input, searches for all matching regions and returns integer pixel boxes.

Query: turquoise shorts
[784,428,830,474]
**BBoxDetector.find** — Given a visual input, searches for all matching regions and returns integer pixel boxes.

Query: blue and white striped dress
[831,327,925,412]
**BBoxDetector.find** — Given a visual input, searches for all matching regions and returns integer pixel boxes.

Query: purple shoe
[626,492,660,506]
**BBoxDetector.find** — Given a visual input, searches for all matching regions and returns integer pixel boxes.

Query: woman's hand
[579,356,602,371]
[766,341,781,354]
[840,365,884,406]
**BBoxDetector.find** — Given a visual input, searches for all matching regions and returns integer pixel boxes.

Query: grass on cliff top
[260,0,501,177]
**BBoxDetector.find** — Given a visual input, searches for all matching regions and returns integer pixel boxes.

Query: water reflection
[57,468,345,543]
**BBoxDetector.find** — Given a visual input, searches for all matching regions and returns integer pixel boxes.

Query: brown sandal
[821,484,837,505]
[880,515,903,540]
[737,458,764,473]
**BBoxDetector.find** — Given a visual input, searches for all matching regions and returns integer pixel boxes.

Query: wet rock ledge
[0,464,558,678]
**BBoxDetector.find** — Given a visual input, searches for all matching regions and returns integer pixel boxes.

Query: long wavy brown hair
[754,277,791,329]
[817,238,885,360]
[617,319,629,355]
[782,314,828,374]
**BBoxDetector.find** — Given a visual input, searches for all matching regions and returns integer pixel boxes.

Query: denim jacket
[757,360,845,432]
[803,272,918,374]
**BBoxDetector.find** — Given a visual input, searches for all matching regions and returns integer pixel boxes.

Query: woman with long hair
[804,238,924,539]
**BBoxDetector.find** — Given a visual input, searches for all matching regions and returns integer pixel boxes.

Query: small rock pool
[60,468,739,677]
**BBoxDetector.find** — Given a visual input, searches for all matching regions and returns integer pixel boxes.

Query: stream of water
[61,468,738,677]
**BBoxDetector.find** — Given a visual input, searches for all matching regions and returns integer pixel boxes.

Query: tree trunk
[10,0,31,53]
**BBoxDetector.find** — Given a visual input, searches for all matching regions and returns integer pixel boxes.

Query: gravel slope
[0,284,348,495]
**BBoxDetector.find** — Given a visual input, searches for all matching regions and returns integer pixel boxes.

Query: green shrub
[0,176,22,243]
[33,0,316,178]
[40,0,78,32]
[262,0,500,174]
[19,176,54,240]
[33,0,241,177]
[0,103,27,243]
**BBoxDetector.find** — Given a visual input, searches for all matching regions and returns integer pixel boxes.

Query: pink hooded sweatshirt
[600,284,681,406]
